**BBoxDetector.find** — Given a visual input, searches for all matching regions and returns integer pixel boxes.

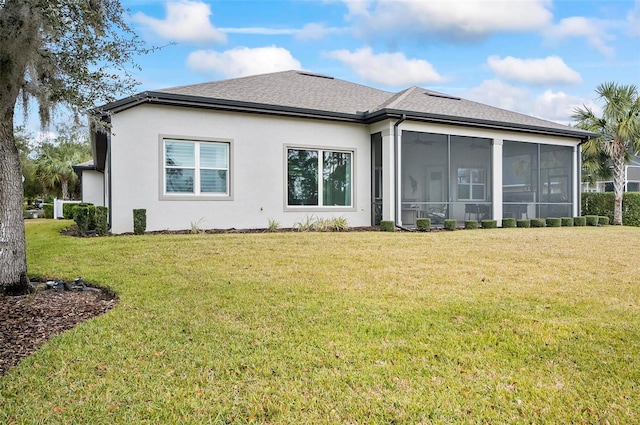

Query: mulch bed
[0,283,117,376]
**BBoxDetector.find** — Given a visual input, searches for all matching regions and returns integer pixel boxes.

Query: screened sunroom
[400,131,492,226]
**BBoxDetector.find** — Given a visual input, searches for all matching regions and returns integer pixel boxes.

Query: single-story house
[72,160,104,206]
[85,70,595,233]
[581,155,640,193]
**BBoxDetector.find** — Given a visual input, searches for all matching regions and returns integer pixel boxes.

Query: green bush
[546,217,561,227]
[133,209,147,235]
[581,192,640,226]
[416,218,431,231]
[78,203,96,229]
[96,206,109,236]
[43,204,53,219]
[586,215,599,226]
[63,202,79,219]
[622,193,640,226]
[574,216,586,226]
[530,218,546,228]
[380,220,395,232]
[561,217,574,227]
[481,219,497,229]
[444,219,457,231]
[502,218,516,228]
[516,219,531,228]
[464,220,478,230]
[74,206,90,236]
[582,192,614,222]
[598,216,610,225]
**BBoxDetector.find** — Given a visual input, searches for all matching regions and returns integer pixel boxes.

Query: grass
[2,220,640,423]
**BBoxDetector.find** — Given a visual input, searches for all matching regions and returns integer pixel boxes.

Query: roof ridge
[372,86,422,112]
[157,70,298,92]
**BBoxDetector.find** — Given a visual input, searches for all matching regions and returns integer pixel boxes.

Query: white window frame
[159,136,233,201]
[284,145,356,211]
[457,168,486,201]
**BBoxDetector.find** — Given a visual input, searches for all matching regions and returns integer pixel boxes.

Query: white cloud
[327,47,445,87]
[295,23,346,40]
[464,79,531,115]
[486,55,582,85]
[344,0,552,40]
[219,27,297,35]
[133,0,226,43]
[186,46,302,78]
[463,79,598,124]
[532,90,597,124]
[544,17,615,57]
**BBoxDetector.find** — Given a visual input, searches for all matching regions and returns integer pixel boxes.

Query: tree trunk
[61,178,69,200]
[0,110,31,294]
[608,139,626,225]
[0,0,37,293]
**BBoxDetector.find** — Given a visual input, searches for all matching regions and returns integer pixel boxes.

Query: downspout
[107,134,112,231]
[577,137,589,216]
[394,114,411,230]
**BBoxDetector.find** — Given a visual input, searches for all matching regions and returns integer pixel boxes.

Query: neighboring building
[72,160,104,207]
[581,155,640,193]
[86,70,595,233]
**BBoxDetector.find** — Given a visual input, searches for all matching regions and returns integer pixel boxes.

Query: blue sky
[31,0,640,135]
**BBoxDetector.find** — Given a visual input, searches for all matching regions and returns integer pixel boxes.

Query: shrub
[74,206,90,236]
[561,217,574,227]
[622,193,640,226]
[43,204,53,219]
[95,206,109,236]
[581,192,640,226]
[63,203,78,219]
[295,215,316,232]
[586,215,599,226]
[380,220,395,232]
[267,218,280,232]
[133,209,146,235]
[598,216,610,225]
[573,216,587,226]
[444,219,457,231]
[481,220,497,229]
[502,218,516,228]
[465,220,478,230]
[546,217,561,227]
[516,219,530,228]
[582,192,614,223]
[416,218,431,232]
[330,216,349,231]
[530,218,546,228]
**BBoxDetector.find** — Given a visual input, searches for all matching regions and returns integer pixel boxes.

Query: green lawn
[2,220,640,424]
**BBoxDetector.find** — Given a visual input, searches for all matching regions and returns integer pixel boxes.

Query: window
[287,148,352,207]
[164,139,229,196]
[457,168,485,200]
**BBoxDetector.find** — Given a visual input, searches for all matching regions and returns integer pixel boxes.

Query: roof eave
[364,109,598,140]
[98,91,364,123]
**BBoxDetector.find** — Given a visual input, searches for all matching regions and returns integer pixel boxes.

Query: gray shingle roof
[157,70,393,116]
[105,70,594,139]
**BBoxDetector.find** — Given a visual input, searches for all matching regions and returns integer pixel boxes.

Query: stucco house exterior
[581,155,640,193]
[86,70,595,233]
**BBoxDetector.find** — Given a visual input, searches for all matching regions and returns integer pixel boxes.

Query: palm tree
[573,82,640,225]
[35,141,91,200]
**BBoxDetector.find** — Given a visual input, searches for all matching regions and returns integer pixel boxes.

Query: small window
[287,148,352,207]
[457,168,485,201]
[164,139,229,196]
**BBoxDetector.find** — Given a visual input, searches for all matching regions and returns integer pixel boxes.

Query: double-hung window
[457,168,486,201]
[164,139,229,197]
[287,147,353,207]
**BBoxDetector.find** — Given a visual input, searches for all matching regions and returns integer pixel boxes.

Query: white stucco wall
[109,105,372,233]
[81,170,105,207]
